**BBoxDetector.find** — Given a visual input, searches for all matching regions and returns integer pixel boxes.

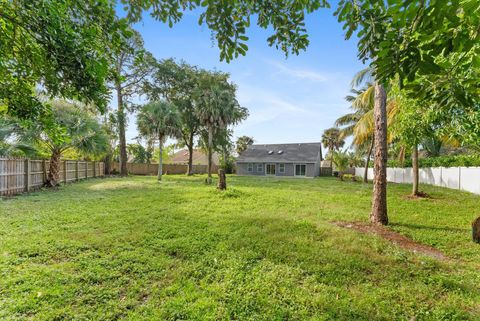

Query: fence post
[93,161,96,177]
[459,167,461,190]
[85,161,88,178]
[24,159,31,192]
[42,159,47,184]
[64,160,67,184]
[75,161,79,181]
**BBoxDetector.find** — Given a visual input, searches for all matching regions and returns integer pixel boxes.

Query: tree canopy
[0,0,127,119]
[120,0,329,62]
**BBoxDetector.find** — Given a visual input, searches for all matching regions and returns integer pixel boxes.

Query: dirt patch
[404,191,431,200]
[333,221,448,261]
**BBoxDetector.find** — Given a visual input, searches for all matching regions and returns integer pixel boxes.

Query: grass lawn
[1,175,480,320]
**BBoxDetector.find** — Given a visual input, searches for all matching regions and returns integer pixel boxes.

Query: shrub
[384,154,480,168]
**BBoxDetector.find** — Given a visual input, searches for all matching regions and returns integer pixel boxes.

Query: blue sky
[118,4,365,145]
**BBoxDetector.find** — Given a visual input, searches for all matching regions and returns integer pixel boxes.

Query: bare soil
[333,221,448,260]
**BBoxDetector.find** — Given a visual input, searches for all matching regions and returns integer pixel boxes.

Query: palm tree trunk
[187,133,194,176]
[157,135,163,181]
[103,153,112,175]
[364,138,374,183]
[46,149,62,187]
[329,144,334,176]
[207,126,213,184]
[412,144,419,196]
[116,82,128,177]
[370,83,388,225]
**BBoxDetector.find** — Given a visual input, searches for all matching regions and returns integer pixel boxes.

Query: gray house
[236,143,322,178]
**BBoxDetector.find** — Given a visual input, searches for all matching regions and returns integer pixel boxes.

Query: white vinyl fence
[355,167,480,195]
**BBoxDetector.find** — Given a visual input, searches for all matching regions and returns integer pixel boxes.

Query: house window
[247,163,253,172]
[279,163,285,173]
[256,163,263,172]
[295,164,306,176]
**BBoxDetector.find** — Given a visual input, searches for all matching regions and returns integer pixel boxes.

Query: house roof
[168,149,220,166]
[236,142,321,163]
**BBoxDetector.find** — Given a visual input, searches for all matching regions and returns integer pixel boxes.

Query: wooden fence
[0,158,105,196]
[111,162,218,176]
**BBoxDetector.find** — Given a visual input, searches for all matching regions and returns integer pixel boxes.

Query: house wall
[236,163,264,176]
[236,162,317,177]
[305,163,316,177]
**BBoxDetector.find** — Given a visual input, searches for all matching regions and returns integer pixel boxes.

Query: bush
[342,174,357,182]
[386,154,480,168]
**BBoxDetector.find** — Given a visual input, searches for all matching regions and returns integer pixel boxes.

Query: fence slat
[0,158,104,196]
[355,166,480,195]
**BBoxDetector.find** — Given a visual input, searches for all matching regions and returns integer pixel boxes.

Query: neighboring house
[236,143,322,178]
[168,149,220,166]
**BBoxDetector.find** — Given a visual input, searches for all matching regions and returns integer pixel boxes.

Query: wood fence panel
[30,160,45,189]
[78,162,87,179]
[65,161,77,182]
[0,158,104,196]
[86,162,94,178]
[111,162,218,176]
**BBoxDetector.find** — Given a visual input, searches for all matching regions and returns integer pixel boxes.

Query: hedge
[386,154,480,168]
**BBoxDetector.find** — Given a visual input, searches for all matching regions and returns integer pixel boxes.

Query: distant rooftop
[236,142,322,163]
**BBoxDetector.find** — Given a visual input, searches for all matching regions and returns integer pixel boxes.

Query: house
[168,149,220,166]
[236,143,322,177]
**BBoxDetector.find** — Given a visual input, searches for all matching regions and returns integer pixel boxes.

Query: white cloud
[266,60,328,82]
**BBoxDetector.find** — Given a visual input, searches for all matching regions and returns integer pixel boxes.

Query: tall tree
[0,0,125,120]
[136,101,180,181]
[336,86,375,183]
[336,0,480,224]
[322,127,345,175]
[113,29,156,176]
[235,136,254,155]
[321,127,345,166]
[194,72,248,184]
[370,83,388,224]
[145,59,201,175]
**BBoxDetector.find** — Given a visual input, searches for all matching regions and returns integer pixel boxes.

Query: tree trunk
[103,153,112,175]
[46,149,62,187]
[412,144,419,196]
[472,216,480,243]
[329,145,334,176]
[157,135,163,181]
[187,133,194,176]
[364,138,374,183]
[217,169,226,190]
[116,82,128,177]
[206,126,213,184]
[370,83,388,225]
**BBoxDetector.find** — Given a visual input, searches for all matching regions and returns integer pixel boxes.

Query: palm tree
[0,117,36,157]
[321,127,345,172]
[336,86,375,183]
[235,135,254,155]
[136,101,180,181]
[194,72,247,184]
[24,100,108,187]
[332,150,350,181]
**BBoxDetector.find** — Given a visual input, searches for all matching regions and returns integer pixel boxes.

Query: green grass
[1,175,480,320]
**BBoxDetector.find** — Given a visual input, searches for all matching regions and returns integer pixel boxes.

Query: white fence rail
[355,167,480,195]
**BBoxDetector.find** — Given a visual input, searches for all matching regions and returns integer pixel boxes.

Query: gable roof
[168,149,220,165]
[236,142,321,163]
